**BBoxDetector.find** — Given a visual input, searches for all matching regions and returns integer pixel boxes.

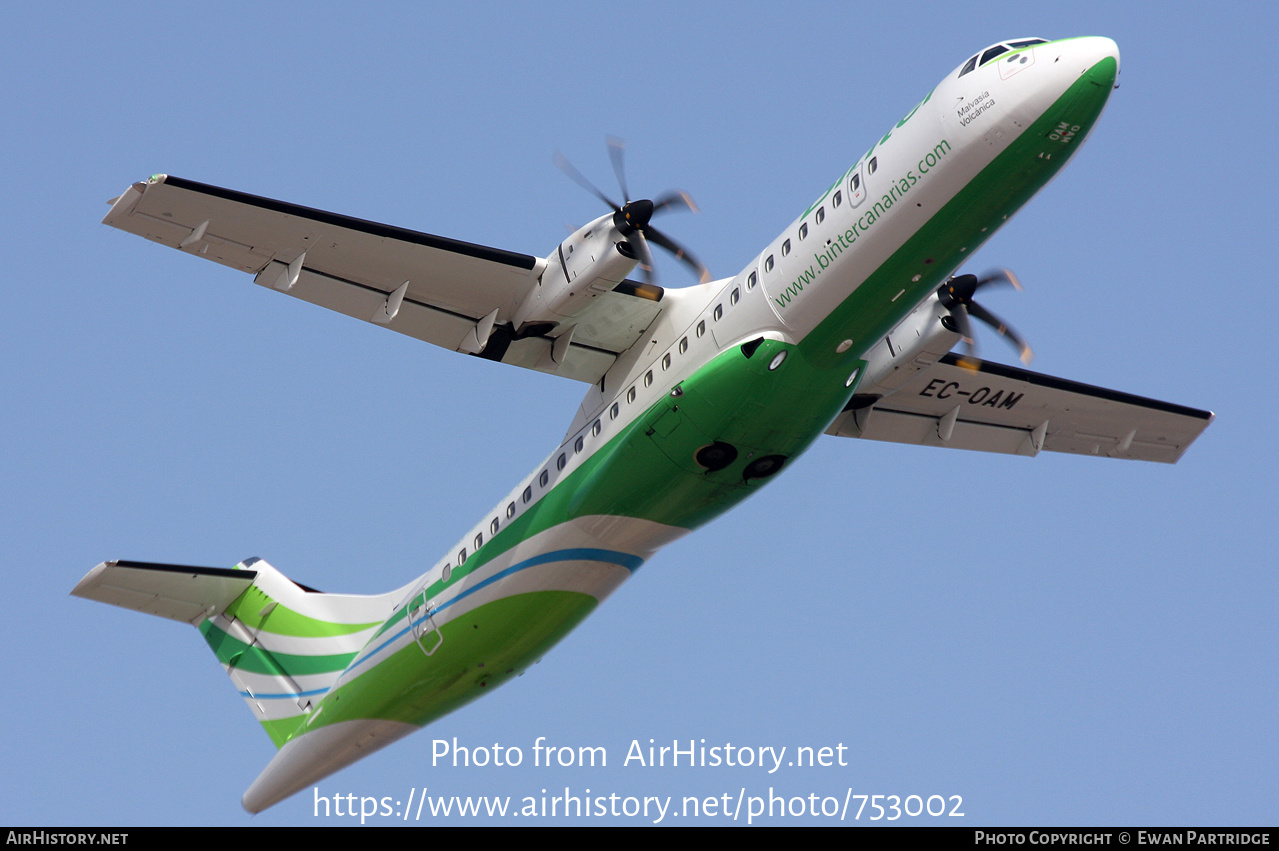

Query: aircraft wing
[827,353,1213,463]
[102,175,664,384]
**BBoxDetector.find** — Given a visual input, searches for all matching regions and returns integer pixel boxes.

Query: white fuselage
[244,36,1122,812]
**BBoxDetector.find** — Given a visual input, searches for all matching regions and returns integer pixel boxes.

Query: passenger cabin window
[627,386,637,403]
[815,208,824,224]
[679,337,688,354]
[507,501,516,518]
[730,288,739,305]
[490,518,499,534]
[539,470,549,487]
[592,419,602,436]
[713,304,723,321]
[458,548,467,565]
[557,452,566,470]
[833,190,842,207]
[782,239,791,256]
[611,401,620,418]
[474,533,483,549]
[851,174,861,191]
[662,353,671,370]
[523,485,533,503]
[868,157,877,174]
[798,223,808,240]
[696,320,706,337]
[765,255,774,271]
[644,370,653,387]
[747,271,757,289]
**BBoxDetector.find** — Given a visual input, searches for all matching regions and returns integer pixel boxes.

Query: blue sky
[3,1,1275,826]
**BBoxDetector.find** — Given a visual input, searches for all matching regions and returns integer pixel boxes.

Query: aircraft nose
[1075,36,1121,82]
[1088,36,1120,77]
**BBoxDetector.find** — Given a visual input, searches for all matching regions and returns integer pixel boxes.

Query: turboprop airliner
[74,36,1212,813]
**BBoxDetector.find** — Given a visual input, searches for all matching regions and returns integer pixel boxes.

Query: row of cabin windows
[446,172,852,582]
[445,277,750,581]
[764,189,846,274]
[443,50,1061,580]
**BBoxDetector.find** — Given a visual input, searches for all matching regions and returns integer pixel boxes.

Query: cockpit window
[962,40,1047,78]
[980,45,1009,66]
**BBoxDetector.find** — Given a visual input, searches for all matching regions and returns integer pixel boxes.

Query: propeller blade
[973,266,1022,293]
[652,190,699,215]
[950,302,978,347]
[555,138,711,283]
[553,150,619,210]
[966,301,1033,364]
[938,268,1032,366]
[632,232,657,285]
[606,136,630,204]
[644,225,712,283]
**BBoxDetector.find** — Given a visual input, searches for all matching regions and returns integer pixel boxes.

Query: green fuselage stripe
[277,56,1120,747]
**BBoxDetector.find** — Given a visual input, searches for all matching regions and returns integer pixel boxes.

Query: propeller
[554,137,711,284]
[937,268,1033,368]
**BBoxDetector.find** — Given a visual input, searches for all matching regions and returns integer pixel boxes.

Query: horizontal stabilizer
[71,559,256,625]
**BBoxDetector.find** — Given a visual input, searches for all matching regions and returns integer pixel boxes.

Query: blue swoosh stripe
[347,547,642,674]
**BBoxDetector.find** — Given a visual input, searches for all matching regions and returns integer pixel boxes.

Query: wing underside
[828,353,1213,463]
[103,175,662,383]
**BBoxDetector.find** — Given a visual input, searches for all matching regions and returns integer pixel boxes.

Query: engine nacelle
[857,294,961,398]
[513,214,639,332]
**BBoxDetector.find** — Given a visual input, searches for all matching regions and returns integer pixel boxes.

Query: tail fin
[72,557,396,748]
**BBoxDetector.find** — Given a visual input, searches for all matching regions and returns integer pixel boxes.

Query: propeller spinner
[555,137,711,284]
[938,268,1034,367]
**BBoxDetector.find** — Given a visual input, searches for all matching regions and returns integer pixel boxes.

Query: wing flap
[835,405,1045,457]
[828,354,1213,463]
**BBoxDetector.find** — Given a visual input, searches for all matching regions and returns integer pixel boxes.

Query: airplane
[73,35,1213,814]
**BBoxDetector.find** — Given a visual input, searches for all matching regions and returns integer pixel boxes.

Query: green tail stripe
[200,620,356,676]
[223,586,379,637]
